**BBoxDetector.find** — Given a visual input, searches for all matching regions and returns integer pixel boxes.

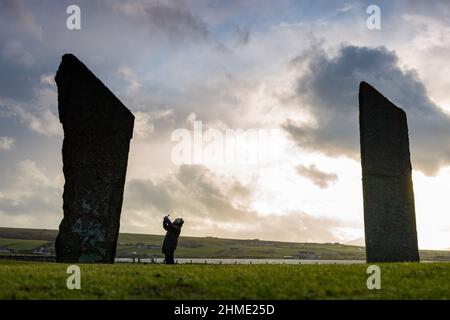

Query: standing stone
[359,81,419,263]
[55,54,134,263]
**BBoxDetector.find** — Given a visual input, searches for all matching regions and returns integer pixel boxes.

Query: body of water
[115,258,365,265]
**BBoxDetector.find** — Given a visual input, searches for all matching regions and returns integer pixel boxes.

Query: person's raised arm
[163,216,170,231]
[163,216,176,231]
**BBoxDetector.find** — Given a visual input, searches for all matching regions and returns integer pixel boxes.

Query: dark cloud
[296,164,338,189]
[233,26,251,47]
[284,44,450,175]
[105,1,210,43]
[144,3,209,41]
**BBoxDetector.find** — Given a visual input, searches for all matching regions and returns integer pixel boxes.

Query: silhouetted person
[162,215,184,264]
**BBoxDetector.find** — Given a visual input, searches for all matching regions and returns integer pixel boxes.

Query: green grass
[0,238,51,251]
[1,227,450,261]
[0,261,448,300]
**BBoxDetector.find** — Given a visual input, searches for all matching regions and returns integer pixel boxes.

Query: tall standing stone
[359,81,419,263]
[55,54,134,263]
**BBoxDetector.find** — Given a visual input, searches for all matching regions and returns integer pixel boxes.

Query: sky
[0,0,449,250]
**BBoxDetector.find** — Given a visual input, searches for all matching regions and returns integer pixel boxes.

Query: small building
[296,251,319,259]
[0,247,11,253]
[136,243,159,250]
[33,246,51,255]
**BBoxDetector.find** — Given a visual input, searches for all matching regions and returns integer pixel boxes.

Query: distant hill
[344,237,365,246]
[0,227,449,261]
[0,227,57,241]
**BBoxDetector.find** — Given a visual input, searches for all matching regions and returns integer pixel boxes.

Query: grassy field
[0,239,50,251]
[0,261,448,299]
[1,227,450,261]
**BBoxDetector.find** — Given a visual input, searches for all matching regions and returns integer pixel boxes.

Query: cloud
[40,74,56,86]
[0,97,61,137]
[133,112,155,139]
[0,160,346,243]
[0,75,62,137]
[1,41,35,67]
[133,109,174,139]
[403,0,450,20]
[0,1,447,247]
[122,164,345,242]
[296,164,338,189]
[337,4,354,13]
[397,14,450,111]
[125,164,254,222]
[0,0,43,39]
[117,67,141,95]
[0,160,62,219]
[105,0,210,43]
[233,26,251,47]
[284,44,450,175]
[0,137,15,151]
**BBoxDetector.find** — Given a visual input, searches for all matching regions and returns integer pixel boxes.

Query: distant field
[0,261,448,299]
[0,239,50,251]
[1,227,449,261]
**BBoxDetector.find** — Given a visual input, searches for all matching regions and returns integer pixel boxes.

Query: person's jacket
[162,217,182,253]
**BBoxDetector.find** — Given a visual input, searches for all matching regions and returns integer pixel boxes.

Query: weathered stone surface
[55,54,134,263]
[359,81,419,263]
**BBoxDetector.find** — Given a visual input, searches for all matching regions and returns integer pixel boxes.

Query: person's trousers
[164,252,175,264]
